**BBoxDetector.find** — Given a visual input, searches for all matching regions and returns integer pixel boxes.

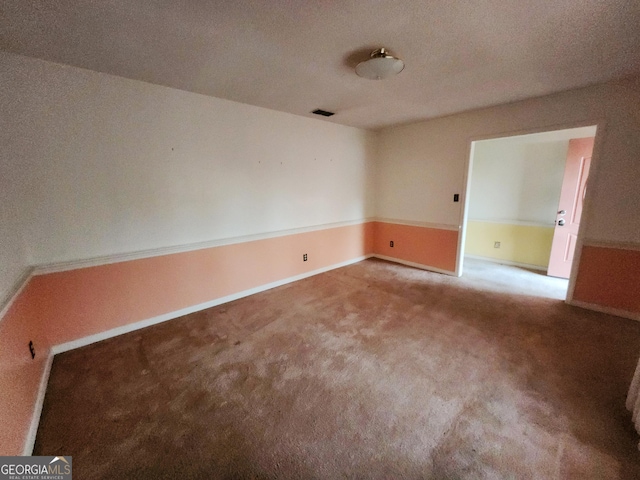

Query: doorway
[458,125,598,299]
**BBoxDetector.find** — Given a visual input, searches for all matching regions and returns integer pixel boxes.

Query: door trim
[457,118,606,303]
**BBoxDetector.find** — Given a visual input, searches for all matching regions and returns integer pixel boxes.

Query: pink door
[547,137,594,278]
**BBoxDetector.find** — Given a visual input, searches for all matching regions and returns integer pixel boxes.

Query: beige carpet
[34,258,640,479]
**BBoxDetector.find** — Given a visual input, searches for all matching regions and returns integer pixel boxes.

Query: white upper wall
[0,57,30,303]
[1,52,376,266]
[376,76,640,245]
[469,138,569,225]
[0,181,28,304]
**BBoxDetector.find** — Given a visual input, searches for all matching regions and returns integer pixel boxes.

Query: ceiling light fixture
[355,48,404,80]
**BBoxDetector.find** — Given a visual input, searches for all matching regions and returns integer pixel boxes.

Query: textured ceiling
[2,1,640,129]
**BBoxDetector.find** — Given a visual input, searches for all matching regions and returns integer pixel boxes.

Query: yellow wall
[465,221,554,268]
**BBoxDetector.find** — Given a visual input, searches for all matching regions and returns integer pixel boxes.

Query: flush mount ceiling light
[355,47,405,80]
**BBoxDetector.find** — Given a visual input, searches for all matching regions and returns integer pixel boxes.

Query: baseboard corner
[567,299,640,322]
[372,254,457,276]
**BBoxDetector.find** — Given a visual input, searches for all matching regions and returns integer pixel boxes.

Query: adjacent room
[2,1,640,478]
[462,125,598,297]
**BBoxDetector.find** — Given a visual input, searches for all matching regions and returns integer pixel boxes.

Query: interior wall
[0,281,51,456]
[0,85,36,457]
[0,187,27,306]
[0,51,378,456]
[376,76,640,279]
[464,137,568,268]
[1,51,376,267]
[373,222,458,273]
[469,138,568,224]
[0,80,29,305]
[573,245,640,315]
[465,221,555,268]
[377,76,640,243]
[34,223,374,350]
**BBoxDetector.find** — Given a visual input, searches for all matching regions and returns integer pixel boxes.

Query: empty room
[2,1,640,478]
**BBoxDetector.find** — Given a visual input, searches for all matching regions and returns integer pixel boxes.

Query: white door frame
[455,119,606,303]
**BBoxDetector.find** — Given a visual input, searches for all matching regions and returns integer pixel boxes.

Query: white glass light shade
[355,48,404,80]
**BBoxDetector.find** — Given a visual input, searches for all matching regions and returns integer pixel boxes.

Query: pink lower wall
[573,245,640,315]
[0,222,374,455]
[38,223,374,346]
[0,281,52,455]
[373,222,459,273]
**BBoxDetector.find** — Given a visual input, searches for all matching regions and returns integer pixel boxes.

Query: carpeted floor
[34,258,640,479]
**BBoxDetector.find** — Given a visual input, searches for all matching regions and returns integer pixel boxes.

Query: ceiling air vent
[312,109,335,117]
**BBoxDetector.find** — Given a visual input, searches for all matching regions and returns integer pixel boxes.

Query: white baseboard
[568,299,640,322]
[22,351,54,456]
[52,255,373,354]
[372,254,457,277]
[464,254,548,272]
[373,217,459,232]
